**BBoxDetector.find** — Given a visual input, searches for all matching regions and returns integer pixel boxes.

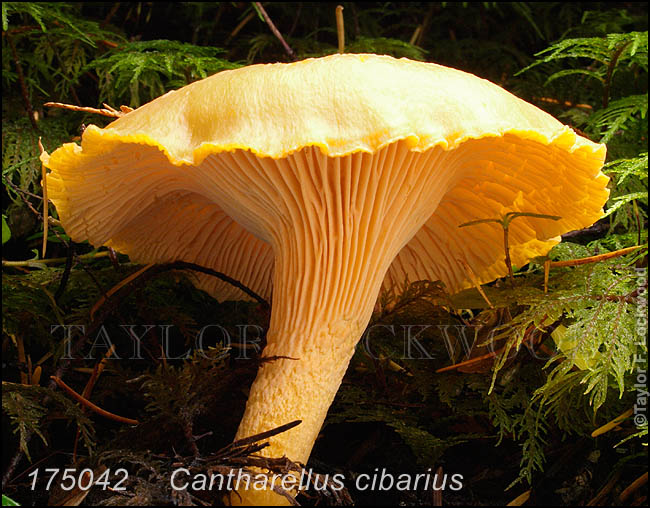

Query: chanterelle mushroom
[43,53,609,505]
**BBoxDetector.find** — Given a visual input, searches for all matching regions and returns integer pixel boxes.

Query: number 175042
[27,467,128,492]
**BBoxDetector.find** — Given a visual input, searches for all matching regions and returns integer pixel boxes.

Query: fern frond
[604,152,649,185]
[603,152,648,225]
[518,32,648,76]
[87,40,241,107]
[586,94,648,143]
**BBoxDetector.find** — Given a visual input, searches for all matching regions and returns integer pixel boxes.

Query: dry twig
[253,2,295,60]
[50,375,139,425]
[44,101,133,118]
[336,6,345,53]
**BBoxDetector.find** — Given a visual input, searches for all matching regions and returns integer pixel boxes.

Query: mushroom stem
[205,141,465,504]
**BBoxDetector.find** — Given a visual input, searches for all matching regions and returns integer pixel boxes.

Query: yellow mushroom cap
[72,53,601,162]
[45,53,608,298]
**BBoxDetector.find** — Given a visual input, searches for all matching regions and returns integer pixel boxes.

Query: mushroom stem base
[232,322,361,505]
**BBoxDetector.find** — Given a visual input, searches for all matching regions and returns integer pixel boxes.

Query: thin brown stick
[587,470,622,505]
[633,200,642,247]
[3,251,109,267]
[503,225,514,286]
[287,3,302,38]
[544,259,551,294]
[90,263,155,320]
[2,177,61,229]
[2,438,32,489]
[507,490,531,506]
[162,261,270,307]
[271,484,300,506]
[336,5,345,53]
[231,420,302,452]
[458,258,493,308]
[591,408,634,438]
[101,2,121,26]
[50,376,139,425]
[226,10,256,45]
[550,246,643,267]
[87,260,269,330]
[409,26,422,46]
[73,345,117,460]
[431,466,443,506]
[82,344,117,399]
[17,336,28,385]
[618,471,648,503]
[44,101,127,118]
[54,245,74,302]
[416,3,437,46]
[106,103,134,114]
[39,139,48,258]
[254,2,296,60]
[5,25,42,35]
[31,366,42,386]
[435,350,498,373]
[4,178,43,201]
